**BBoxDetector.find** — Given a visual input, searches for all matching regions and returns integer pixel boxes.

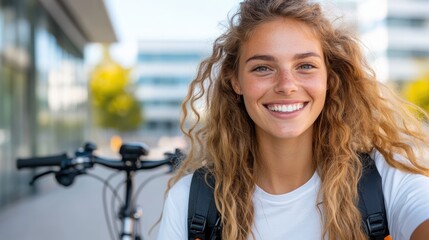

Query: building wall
[386,0,429,82]
[330,0,429,82]
[0,0,88,207]
[135,41,210,137]
[358,0,429,82]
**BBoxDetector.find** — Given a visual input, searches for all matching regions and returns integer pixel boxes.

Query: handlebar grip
[16,153,68,169]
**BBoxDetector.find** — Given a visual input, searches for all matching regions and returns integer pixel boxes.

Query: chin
[272,130,305,139]
[271,125,313,140]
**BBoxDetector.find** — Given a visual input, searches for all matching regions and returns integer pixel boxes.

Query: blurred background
[0,0,428,239]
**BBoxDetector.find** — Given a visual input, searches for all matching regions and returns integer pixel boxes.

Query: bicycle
[16,142,184,240]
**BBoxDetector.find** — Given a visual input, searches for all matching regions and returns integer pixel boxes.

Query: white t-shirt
[157,150,429,240]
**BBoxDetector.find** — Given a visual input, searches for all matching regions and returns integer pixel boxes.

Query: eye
[252,66,271,72]
[298,64,315,70]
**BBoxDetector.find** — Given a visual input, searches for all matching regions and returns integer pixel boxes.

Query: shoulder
[370,149,429,198]
[157,174,193,240]
[163,173,193,216]
[370,149,429,189]
[168,174,193,200]
[370,149,429,240]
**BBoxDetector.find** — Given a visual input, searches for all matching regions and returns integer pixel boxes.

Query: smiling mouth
[266,103,306,113]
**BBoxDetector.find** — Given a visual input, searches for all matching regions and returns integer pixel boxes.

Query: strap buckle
[190,214,207,233]
[366,213,387,237]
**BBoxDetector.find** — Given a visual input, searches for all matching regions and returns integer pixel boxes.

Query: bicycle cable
[133,171,169,205]
[112,176,126,239]
[86,170,122,240]
[133,170,171,239]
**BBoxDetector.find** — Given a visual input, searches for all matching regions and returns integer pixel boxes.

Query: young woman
[157,0,429,239]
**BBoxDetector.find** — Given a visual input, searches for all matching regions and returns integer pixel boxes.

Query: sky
[85,0,242,67]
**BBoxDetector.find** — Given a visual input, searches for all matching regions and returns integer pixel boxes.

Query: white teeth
[268,103,304,113]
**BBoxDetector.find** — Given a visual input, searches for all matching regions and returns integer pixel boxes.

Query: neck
[255,129,315,194]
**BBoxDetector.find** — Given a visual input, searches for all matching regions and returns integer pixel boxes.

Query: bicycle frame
[120,170,138,240]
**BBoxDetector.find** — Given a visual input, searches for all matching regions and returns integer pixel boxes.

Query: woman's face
[233,18,327,141]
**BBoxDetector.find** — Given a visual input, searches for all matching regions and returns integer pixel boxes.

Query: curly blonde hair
[170,0,429,239]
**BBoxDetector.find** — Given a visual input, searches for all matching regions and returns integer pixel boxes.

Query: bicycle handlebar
[17,153,69,169]
[17,152,181,171]
[92,156,176,171]
[15,142,185,187]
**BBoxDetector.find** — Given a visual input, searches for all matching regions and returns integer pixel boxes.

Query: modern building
[325,0,429,83]
[0,0,116,207]
[382,0,429,82]
[135,40,210,137]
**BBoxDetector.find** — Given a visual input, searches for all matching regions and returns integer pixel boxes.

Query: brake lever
[55,168,87,187]
[30,170,57,185]
[165,148,185,173]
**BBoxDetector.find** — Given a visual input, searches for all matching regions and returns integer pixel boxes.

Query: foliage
[402,76,429,114]
[89,46,142,132]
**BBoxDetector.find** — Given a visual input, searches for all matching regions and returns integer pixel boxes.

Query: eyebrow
[293,52,322,60]
[245,54,275,63]
[245,52,321,63]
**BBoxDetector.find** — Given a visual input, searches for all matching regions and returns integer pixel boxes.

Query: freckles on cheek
[304,76,327,90]
[316,83,327,92]
[245,81,267,93]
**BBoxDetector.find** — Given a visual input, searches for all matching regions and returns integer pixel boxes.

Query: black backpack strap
[188,155,389,240]
[188,168,221,240]
[358,153,390,240]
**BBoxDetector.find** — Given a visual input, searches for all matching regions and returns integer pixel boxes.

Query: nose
[274,70,298,95]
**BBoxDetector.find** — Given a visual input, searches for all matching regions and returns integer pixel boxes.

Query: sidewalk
[0,166,172,240]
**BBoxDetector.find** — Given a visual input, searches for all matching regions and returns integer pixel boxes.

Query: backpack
[187,153,390,240]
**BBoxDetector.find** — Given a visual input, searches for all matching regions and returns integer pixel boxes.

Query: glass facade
[386,16,428,28]
[0,0,88,207]
[137,76,191,86]
[138,53,204,62]
[136,47,206,134]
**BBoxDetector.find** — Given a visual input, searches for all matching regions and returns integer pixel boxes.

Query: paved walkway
[0,166,172,240]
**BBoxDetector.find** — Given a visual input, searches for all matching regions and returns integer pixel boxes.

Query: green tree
[89,45,142,132]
